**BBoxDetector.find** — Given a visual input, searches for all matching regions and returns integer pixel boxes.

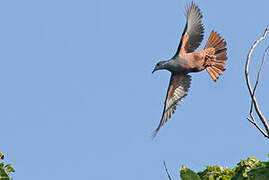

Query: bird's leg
[203,54,217,67]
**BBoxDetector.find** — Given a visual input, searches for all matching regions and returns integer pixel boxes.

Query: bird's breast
[170,57,189,74]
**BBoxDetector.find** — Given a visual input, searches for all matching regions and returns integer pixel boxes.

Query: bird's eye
[157,63,160,66]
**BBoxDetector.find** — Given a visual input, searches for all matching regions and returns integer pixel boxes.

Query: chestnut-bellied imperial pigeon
[152,2,227,137]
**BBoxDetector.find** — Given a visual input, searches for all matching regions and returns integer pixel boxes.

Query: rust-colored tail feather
[204,30,227,81]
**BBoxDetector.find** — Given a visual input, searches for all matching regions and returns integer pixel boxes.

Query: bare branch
[163,161,173,180]
[250,46,269,113]
[245,27,269,138]
[253,46,269,94]
[247,116,268,137]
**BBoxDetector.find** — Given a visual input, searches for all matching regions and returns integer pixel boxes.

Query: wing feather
[153,74,191,137]
[174,2,204,57]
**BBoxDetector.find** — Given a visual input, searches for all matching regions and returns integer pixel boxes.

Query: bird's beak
[152,66,158,73]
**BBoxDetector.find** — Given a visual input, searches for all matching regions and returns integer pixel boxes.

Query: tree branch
[245,27,269,138]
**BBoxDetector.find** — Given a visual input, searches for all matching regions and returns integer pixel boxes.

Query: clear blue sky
[0,0,269,179]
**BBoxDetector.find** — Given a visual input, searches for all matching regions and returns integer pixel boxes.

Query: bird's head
[152,61,169,73]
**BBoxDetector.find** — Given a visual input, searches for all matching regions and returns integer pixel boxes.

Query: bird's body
[174,50,207,73]
[152,2,228,137]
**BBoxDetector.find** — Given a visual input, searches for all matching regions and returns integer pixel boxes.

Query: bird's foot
[206,54,216,59]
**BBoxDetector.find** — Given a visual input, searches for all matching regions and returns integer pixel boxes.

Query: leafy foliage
[180,156,269,180]
[0,152,15,180]
[180,166,200,180]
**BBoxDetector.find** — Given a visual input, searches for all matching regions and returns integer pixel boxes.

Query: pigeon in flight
[152,2,227,137]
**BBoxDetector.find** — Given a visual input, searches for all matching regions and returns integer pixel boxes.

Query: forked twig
[245,27,269,138]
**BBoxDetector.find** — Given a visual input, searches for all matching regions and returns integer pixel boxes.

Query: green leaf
[0,154,15,180]
[4,164,15,175]
[180,156,269,180]
[180,166,201,180]
[0,166,11,180]
[231,157,260,180]
[197,165,234,180]
[248,166,269,180]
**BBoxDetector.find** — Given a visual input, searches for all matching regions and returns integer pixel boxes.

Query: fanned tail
[204,30,227,81]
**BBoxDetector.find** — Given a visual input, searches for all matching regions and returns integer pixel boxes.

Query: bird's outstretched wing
[153,74,191,137]
[173,2,204,56]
